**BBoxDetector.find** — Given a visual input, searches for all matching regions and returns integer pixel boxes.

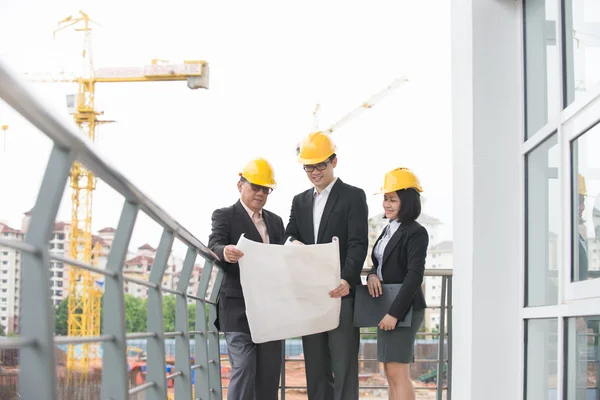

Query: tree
[54,297,70,335]
[0,323,5,336]
[124,294,147,333]
[163,295,177,333]
[188,302,196,331]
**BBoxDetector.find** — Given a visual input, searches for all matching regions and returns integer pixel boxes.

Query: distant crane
[1,124,7,151]
[297,76,408,155]
[28,10,209,384]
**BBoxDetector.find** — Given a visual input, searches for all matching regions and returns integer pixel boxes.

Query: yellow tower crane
[28,10,209,384]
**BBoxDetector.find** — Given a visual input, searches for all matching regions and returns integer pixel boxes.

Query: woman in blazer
[367,167,428,400]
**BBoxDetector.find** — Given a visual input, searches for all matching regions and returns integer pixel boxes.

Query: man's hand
[367,274,383,298]
[329,279,350,298]
[379,314,398,331]
[292,240,304,245]
[223,245,244,263]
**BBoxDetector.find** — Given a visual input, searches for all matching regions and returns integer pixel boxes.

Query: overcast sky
[0,0,452,256]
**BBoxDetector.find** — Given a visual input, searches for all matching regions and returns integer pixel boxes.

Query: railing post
[207,269,224,400]
[18,146,72,400]
[101,201,138,400]
[447,276,453,400]
[280,340,286,400]
[175,247,198,400]
[146,229,175,400]
[437,276,447,400]
[194,260,214,400]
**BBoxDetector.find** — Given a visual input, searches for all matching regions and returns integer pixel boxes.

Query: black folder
[353,284,413,328]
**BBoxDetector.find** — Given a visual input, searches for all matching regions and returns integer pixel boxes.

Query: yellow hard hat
[579,173,587,196]
[239,158,277,189]
[378,167,423,194]
[297,131,336,165]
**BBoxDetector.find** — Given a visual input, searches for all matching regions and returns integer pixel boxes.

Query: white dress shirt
[373,219,401,280]
[312,178,338,243]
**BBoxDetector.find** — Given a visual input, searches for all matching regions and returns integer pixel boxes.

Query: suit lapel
[234,201,263,243]
[304,190,315,245]
[262,211,276,244]
[316,180,340,243]
[381,223,404,267]
[371,226,387,267]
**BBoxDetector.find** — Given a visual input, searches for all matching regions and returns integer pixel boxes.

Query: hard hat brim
[239,172,277,189]
[297,153,335,165]
[374,186,423,195]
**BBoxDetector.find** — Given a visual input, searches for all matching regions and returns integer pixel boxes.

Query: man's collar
[239,199,261,218]
[313,177,338,196]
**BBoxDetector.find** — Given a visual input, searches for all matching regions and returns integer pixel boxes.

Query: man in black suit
[285,131,369,400]
[208,157,285,400]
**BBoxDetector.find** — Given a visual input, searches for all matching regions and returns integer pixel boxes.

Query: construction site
[0,1,468,400]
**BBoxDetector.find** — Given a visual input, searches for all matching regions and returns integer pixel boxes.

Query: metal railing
[0,59,225,400]
[274,269,453,400]
[0,57,453,400]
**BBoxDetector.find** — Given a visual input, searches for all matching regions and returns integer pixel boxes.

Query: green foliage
[55,293,204,335]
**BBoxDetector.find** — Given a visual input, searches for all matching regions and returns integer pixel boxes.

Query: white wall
[451,1,523,399]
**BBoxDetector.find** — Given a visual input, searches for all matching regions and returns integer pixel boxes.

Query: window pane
[563,0,600,107]
[572,123,600,282]
[527,134,560,306]
[524,0,561,138]
[566,316,600,399]
[526,319,558,399]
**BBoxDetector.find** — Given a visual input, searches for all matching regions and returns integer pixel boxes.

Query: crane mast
[32,10,209,386]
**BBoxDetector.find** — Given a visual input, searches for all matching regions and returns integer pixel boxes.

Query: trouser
[302,298,360,400]
[224,331,282,400]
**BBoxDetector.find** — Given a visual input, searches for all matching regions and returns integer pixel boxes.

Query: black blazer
[368,220,428,320]
[285,178,369,296]
[208,200,285,333]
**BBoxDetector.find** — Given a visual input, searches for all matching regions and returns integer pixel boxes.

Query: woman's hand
[367,274,383,297]
[379,314,398,331]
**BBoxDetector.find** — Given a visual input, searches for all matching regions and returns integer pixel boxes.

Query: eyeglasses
[303,161,330,172]
[240,177,273,194]
[248,182,273,195]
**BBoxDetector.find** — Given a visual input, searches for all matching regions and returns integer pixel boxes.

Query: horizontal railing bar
[281,357,448,363]
[189,331,204,335]
[50,254,118,278]
[128,381,156,395]
[425,269,453,277]
[361,268,453,277]
[191,364,202,371]
[0,238,39,255]
[357,331,448,337]
[164,331,184,338]
[54,335,114,345]
[187,294,204,302]
[122,275,159,289]
[0,338,36,349]
[166,370,183,380]
[279,385,446,391]
[162,287,184,296]
[126,332,157,340]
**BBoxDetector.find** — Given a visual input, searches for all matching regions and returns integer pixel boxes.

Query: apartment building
[0,222,22,335]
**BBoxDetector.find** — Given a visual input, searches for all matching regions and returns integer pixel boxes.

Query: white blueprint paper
[236,234,341,343]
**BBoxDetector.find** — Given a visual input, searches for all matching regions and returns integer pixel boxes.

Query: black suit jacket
[208,200,285,333]
[285,178,369,297]
[368,220,428,320]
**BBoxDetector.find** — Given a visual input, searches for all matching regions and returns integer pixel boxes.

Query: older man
[208,157,285,400]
